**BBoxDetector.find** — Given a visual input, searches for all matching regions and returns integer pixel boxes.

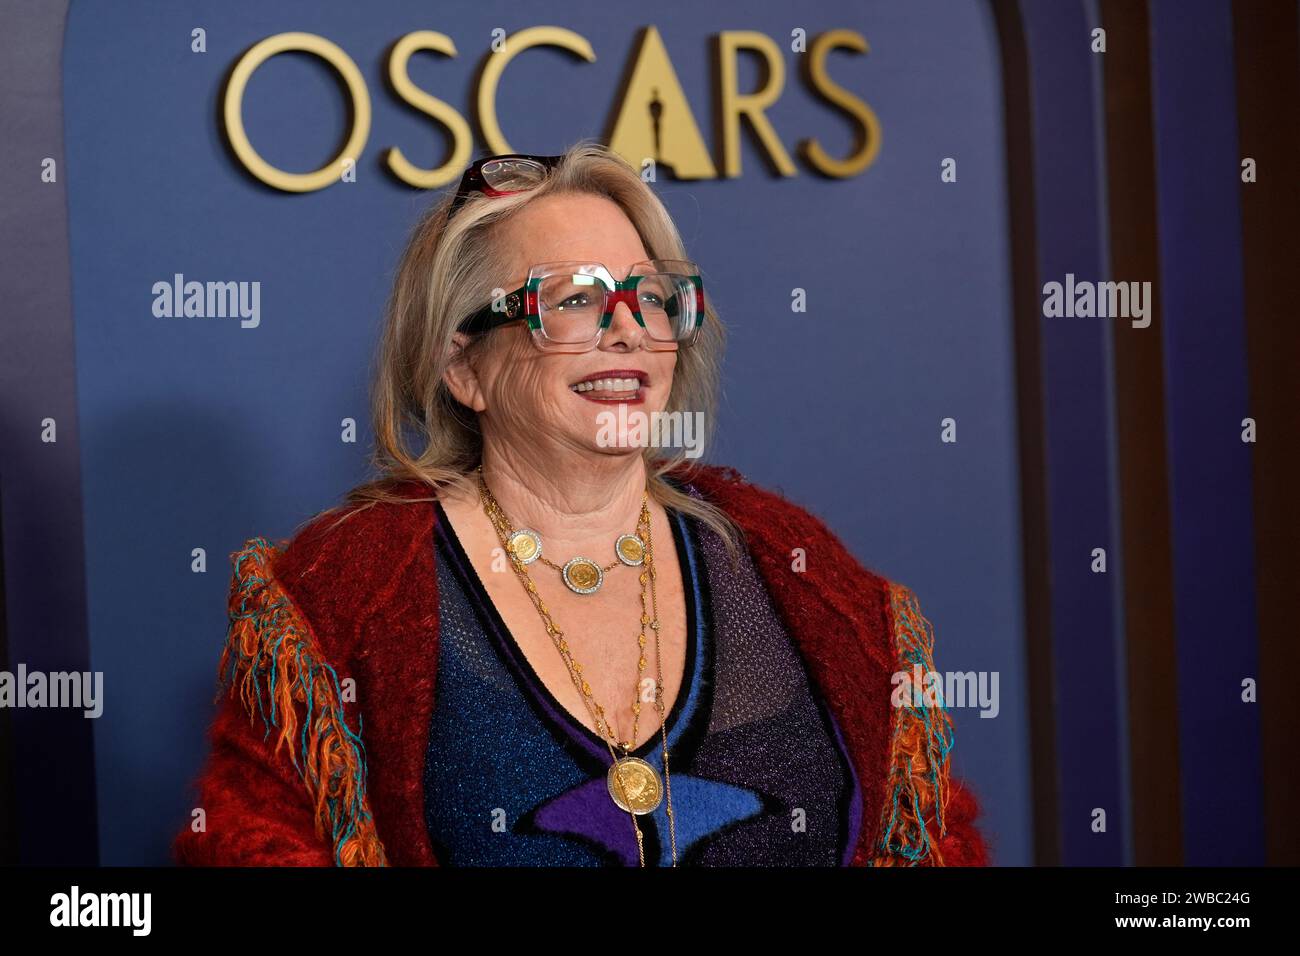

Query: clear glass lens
[533,261,699,347]
[481,158,548,191]
[628,261,698,341]
[537,270,607,343]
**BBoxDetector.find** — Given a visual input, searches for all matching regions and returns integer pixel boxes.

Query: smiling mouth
[569,371,648,402]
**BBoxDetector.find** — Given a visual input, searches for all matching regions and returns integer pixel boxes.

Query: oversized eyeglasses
[457,260,705,352]
[446,153,562,222]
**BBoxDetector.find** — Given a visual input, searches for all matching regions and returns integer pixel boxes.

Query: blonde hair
[313,140,743,563]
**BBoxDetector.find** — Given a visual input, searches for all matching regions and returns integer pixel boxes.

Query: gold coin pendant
[507,529,541,564]
[607,756,663,815]
[615,533,645,566]
[562,556,604,594]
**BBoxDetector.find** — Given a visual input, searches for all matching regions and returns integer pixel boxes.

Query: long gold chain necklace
[476,467,678,866]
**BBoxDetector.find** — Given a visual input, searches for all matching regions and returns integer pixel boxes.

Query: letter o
[223,32,371,193]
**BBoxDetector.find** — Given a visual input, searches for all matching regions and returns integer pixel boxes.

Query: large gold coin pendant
[562,556,604,594]
[607,756,663,815]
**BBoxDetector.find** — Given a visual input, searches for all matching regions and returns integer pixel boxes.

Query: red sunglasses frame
[446,153,563,221]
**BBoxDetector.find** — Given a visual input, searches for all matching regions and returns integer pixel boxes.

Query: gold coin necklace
[476,467,678,866]
[498,504,646,595]
[480,465,645,596]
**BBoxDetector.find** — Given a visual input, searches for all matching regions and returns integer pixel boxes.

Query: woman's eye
[639,292,665,307]
[556,293,593,310]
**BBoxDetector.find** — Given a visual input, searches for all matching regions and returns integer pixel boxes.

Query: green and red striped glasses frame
[457,259,706,352]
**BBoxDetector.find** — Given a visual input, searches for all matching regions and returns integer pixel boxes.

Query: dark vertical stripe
[1018,0,1127,865]
[0,478,14,862]
[1231,0,1300,866]
[1148,0,1264,864]
[991,0,1060,866]
[1099,0,1184,866]
[0,0,100,864]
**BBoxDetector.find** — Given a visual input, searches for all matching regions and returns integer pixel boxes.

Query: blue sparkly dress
[423,485,863,866]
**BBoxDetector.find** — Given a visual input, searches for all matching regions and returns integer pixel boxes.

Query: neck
[477,440,650,553]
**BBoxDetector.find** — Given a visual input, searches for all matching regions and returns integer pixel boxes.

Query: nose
[601,296,645,351]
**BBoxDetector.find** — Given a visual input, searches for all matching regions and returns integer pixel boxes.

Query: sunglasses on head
[446,153,563,222]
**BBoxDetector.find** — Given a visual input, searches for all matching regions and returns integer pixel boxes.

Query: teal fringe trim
[871,584,956,865]
[219,536,385,866]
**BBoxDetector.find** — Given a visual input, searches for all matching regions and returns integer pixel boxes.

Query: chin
[575,401,660,457]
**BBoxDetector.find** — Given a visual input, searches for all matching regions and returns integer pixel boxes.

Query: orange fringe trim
[869,583,956,866]
[219,537,388,866]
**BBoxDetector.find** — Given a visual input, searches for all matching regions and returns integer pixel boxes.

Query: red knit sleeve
[173,690,335,866]
[934,776,993,866]
[172,536,388,867]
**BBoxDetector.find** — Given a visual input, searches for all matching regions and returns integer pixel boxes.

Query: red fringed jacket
[173,463,991,866]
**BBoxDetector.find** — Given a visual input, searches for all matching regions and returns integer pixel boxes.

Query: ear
[442,331,488,412]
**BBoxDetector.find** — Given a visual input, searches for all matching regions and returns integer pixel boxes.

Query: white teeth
[570,377,641,393]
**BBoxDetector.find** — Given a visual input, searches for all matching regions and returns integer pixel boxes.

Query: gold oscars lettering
[222,26,881,193]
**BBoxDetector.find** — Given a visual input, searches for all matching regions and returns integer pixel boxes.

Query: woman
[174,143,990,867]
